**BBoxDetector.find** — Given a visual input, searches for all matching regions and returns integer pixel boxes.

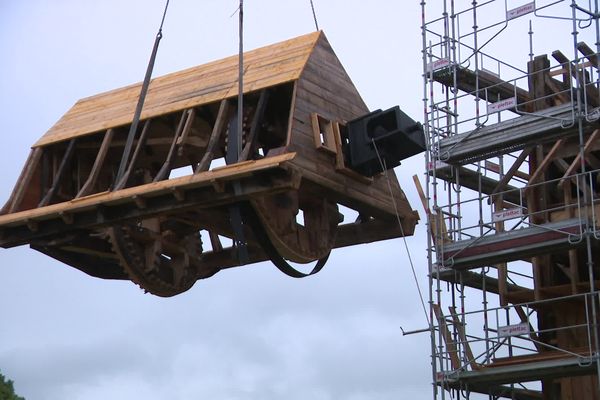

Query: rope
[371,138,431,325]
[310,0,320,31]
[115,0,171,187]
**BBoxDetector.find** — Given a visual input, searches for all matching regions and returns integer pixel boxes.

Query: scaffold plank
[437,103,596,165]
[441,219,584,270]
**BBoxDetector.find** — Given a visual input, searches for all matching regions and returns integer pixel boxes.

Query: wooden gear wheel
[250,190,341,265]
[107,216,206,297]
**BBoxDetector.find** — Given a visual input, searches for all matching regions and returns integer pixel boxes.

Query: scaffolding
[420,0,600,398]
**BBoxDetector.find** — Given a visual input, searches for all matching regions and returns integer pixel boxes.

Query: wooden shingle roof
[34,31,322,147]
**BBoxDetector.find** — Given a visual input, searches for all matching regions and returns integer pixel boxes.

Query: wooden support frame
[577,41,599,67]
[311,112,337,154]
[552,49,599,106]
[448,306,481,371]
[77,129,115,198]
[115,119,152,190]
[196,99,230,173]
[432,303,461,371]
[490,147,533,201]
[413,174,450,244]
[527,139,564,187]
[558,129,600,189]
[3,147,43,214]
[154,109,195,182]
[38,139,78,207]
[240,89,269,161]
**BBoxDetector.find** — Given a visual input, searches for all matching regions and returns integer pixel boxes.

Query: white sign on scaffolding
[427,160,450,171]
[506,2,536,20]
[487,96,517,114]
[492,207,524,222]
[498,322,530,338]
[426,58,452,73]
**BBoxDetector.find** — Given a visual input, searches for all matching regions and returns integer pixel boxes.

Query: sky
[0,1,595,400]
[0,1,432,400]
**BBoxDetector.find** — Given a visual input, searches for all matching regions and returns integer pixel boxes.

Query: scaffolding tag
[498,322,529,337]
[487,96,517,114]
[426,58,452,73]
[506,2,535,21]
[492,207,523,222]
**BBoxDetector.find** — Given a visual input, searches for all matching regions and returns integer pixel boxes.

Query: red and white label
[507,2,535,20]
[487,96,517,114]
[428,160,450,171]
[426,58,452,73]
[492,207,523,222]
[498,322,530,337]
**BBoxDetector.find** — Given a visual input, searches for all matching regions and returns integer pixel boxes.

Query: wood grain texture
[34,32,322,147]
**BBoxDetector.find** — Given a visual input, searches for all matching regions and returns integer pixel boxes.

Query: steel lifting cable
[310,0,320,31]
[371,138,431,325]
[115,0,171,188]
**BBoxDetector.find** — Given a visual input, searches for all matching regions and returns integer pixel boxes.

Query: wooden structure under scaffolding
[0,31,422,297]
[428,41,600,400]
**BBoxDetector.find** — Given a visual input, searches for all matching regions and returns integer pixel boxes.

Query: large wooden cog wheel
[250,191,340,264]
[107,217,204,297]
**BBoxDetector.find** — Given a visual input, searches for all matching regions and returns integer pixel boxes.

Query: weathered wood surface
[288,33,418,224]
[35,32,322,147]
[0,153,296,228]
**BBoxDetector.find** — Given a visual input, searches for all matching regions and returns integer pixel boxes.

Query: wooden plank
[77,129,115,197]
[3,148,43,214]
[0,152,297,227]
[432,303,461,370]
[577,41,599,67]
[33,32,322,147]
[448,307,480,370]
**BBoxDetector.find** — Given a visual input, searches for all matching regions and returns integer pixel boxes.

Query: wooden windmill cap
[34,31,332,148]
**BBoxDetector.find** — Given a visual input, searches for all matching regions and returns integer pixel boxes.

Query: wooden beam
[4,147,43,214]
[527,139,564,188]
[554,158,593,195]
[432,303,461,371]
[114,119,152,190]
[552,49,599,105]
[558,129,600,189]
[209,231,223,252]
[544,74,571,105]
[176,108,197,156]
[448,306,481,371]
[38,139,78,207]
[240,90,269,161]
[491,147,533,198]
[154,110,192,182]
[196,99,229,173]
[77,129,114,198]
[413,174,450,244]
[577,41,599,67]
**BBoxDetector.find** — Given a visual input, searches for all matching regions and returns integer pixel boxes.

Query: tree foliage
[0,372,24,400]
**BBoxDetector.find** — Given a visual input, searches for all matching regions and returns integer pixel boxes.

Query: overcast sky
[0,1,594,399]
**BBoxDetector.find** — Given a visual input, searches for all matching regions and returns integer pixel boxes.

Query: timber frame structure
[422,1,600,399]
[0,31,419,297]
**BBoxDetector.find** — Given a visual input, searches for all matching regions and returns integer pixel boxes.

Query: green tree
[0,372,24,400]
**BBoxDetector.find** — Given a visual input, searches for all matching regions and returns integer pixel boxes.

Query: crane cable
[115,0,170,188]
[372,139,431,326]
[310,0,320,31]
